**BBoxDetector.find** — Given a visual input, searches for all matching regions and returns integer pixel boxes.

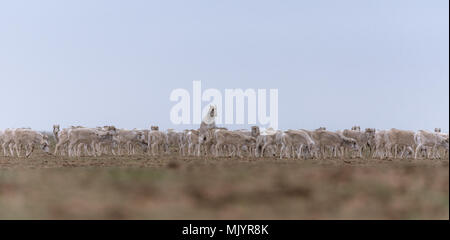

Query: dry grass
[0,151,448,219]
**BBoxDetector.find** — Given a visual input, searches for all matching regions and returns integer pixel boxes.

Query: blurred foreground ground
[0,153,448,219]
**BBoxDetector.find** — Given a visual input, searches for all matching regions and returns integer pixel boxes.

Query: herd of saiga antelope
[0,125,448,160]
[0,106,448,160]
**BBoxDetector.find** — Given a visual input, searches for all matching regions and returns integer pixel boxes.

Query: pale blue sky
[0,0,448,131]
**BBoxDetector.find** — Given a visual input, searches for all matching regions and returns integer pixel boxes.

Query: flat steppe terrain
[0,152,448,219]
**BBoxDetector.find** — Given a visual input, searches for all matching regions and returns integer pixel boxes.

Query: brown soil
[0,152,448,219]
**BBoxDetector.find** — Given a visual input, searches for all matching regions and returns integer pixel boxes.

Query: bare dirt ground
[0,152,448,219]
